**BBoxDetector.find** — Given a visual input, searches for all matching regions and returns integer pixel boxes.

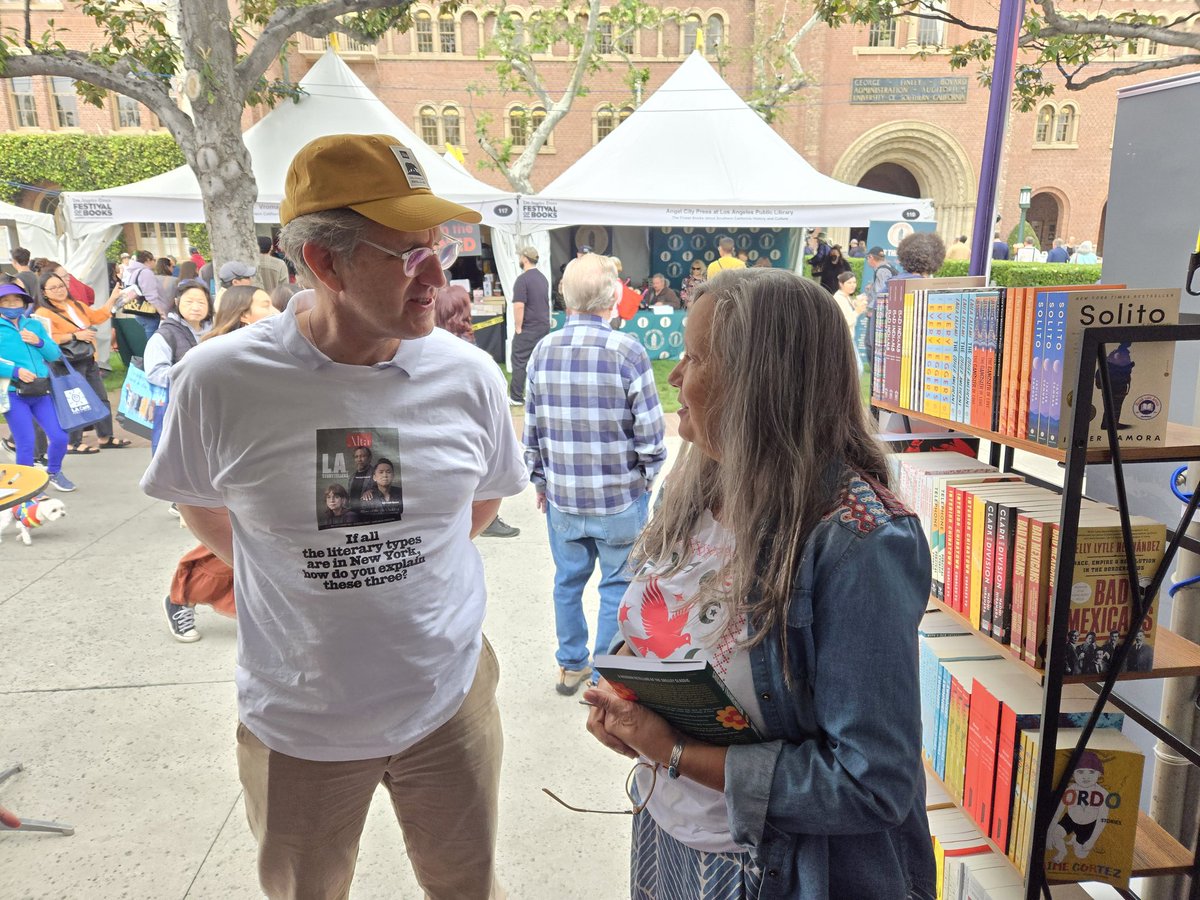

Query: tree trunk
[186,106,261,277]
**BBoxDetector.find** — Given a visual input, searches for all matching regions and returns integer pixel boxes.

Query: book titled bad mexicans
[592,655,764,746]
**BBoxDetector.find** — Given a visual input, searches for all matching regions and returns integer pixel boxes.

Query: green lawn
[103,355,127,395]
[652,359,680,413]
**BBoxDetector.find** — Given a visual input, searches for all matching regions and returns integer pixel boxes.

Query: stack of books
[872,282,1181,448]
[892,454,1164,671]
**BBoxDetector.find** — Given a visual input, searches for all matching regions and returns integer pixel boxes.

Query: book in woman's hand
[593,655,764,746]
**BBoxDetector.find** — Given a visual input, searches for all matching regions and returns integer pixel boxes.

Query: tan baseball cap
[279,133,482,230]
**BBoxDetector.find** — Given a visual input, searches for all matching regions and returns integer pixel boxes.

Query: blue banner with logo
[552,310,686,360]
[649,227,793,286]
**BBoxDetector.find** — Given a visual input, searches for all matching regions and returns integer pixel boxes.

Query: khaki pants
[236,638,504,900]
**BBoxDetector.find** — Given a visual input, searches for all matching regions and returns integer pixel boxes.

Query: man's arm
[625,350,667,488]
[471,499,501,538]
[179,504,234,566]
[511,272,527,333]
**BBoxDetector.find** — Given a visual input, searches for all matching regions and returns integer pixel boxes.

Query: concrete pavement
[0,419,682,899]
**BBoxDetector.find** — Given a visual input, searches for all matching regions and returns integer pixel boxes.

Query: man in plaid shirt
[523,253,667,695]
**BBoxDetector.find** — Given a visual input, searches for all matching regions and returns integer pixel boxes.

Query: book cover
[947,673,972,801]
[964,484,1043,630]
[1023,511,1061,667]
[885,277,905,404]
[990,289,1008,432]
[900,285,915,410]
[1027,290,1050,442]
[1000,287,1026,437]
[1015,287,1038,442]
[1038,292,1069,444]
[933,473,1023,601]
[921,636,1004,769]
[1054,288,1182,448]
[1042,728,1146,889]
[1010,513,1034,662]
[947,484,963,612]
[992,498,1061,646]
[1064,516,1164,676]
[1010,730,1031,869]
[592,655,763,746]
[963,675,1003,830]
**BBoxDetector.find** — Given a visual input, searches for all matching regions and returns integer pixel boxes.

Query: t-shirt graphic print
[316,427,404,529]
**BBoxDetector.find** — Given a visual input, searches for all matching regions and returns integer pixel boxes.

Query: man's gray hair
[278,208,372,283]
[562,253,618,314]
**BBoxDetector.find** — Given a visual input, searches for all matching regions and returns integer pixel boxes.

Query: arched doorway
[857,163,921,198]
[1028,192,1061,246]
[833,122,976,245]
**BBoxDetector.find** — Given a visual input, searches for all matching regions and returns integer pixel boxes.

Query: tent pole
[967,0,1026,282]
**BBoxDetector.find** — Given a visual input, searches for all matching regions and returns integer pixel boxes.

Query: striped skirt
[631,809,763,900]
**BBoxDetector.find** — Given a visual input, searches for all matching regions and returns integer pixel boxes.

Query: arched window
[1035,103,1054,144]
[508,106,528,146]
[618,104,634,124]
[415,11,434,53]
[441,105,462,147]
[1055,105,1076,143]
[682,14,702,52]
[419,106,440,145]
[531,105,548,146]
[596,105,616,142]
[705,15,723,55]
[439,13,457,53]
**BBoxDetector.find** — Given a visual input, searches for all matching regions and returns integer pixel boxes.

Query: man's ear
[302,242,347,294]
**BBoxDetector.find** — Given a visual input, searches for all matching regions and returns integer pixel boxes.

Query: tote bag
[48,359,109,432]
[115,357,167,440]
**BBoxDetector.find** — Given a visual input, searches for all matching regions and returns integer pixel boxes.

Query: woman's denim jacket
[724,473,936,899]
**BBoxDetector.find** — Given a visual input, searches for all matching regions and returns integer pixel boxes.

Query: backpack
[121,266,160,317]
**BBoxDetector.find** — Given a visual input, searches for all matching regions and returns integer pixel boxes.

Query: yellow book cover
[1065,516,1164,676]
[1042,728,1145,888]
[1013,730,1034,873]
[1008,731,1027,868]
[901,288,915,408]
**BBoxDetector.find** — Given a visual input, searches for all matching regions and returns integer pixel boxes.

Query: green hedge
[803,256,1101,288]
[0,133,185,202]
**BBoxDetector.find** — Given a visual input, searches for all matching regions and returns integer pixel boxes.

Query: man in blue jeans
[523,253,667,694]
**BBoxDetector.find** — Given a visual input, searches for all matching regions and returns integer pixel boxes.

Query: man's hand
[536,492,547,513]
[583,685,677,766]
[19,330,40,345]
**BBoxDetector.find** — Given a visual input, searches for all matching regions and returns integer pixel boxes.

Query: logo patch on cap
[390,145,430,190]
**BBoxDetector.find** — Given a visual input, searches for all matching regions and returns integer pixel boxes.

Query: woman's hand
[18,329,40,345]
[74,330,97,345]
[584,684,679,765]
[360,490,375,502]
[15,368,36,383]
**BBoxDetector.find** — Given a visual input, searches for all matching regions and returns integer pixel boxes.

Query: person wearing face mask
[0,282,75,491]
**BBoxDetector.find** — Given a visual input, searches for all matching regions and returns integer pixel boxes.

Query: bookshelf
[923,760,1193,878]
[875,320,1200,899]
[927,596,1200,684]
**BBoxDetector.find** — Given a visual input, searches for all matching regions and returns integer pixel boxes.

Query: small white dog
[0,497,67,545]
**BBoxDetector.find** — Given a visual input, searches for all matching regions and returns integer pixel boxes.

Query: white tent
[58,50,519,232]
[0,200,59,262]
[520,52,934,230]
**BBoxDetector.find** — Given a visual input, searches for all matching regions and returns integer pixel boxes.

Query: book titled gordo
[593,654,764,746]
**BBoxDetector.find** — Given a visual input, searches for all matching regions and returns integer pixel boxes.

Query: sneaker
[556,665,593,696]
[168,503,180,518]
[47,472,76,492]
[508,398,524,407]
[164,595,200,643]
[480,516,520,538]
[1,437,14,460]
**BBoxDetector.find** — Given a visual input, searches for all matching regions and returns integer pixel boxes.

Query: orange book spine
[1002,288,1027,436]
[1015,287,1037,440]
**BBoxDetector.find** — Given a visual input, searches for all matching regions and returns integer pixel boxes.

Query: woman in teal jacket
[0,281,73,491]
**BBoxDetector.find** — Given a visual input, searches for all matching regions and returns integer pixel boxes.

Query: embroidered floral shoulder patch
[823,474,912,535]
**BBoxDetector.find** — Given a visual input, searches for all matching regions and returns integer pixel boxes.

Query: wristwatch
[666,739,686,780]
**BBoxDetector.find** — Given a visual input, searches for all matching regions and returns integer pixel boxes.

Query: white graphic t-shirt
[141,298,528,761]
[618,511,765,853]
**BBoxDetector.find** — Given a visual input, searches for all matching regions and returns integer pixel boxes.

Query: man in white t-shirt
[141,133,527,900]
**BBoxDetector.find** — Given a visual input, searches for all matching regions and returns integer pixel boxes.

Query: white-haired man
[524,253,667,694]
[141,133,526,899]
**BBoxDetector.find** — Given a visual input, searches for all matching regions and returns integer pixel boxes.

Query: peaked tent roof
[60,51,519,232]
[523,52,933,230]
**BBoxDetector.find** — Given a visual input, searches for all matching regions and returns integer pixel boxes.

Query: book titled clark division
[593,655,764,746]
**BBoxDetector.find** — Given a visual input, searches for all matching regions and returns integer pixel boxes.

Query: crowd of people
[5,135,956,899]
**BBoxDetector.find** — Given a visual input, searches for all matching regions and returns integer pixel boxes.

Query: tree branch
[237,0,412,98]
[1,50,192,138]
[1036,0,1200,49]
[1062,52,1200,89]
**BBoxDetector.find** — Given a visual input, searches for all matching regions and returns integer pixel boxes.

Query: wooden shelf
[928,597,1200,683]
[923,761,1193,881]
[872,398,1200,464]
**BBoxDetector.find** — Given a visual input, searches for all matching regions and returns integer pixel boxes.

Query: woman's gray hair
[561,253,619,314]
[631,268,888,674]
[278,208,371,283]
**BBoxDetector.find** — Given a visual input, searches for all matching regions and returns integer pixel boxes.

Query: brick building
[2,0,1196,257]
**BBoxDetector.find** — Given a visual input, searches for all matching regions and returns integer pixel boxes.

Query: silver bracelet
[666,739,685,780]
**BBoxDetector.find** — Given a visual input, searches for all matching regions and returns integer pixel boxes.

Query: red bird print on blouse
[629,578,691,658]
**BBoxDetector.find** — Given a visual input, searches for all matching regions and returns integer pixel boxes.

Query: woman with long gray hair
[583,268,934,899]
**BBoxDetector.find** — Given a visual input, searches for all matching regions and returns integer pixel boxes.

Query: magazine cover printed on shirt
[315,428,404,530]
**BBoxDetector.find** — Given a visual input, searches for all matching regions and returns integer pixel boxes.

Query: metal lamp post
[1016,185,1032,245]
